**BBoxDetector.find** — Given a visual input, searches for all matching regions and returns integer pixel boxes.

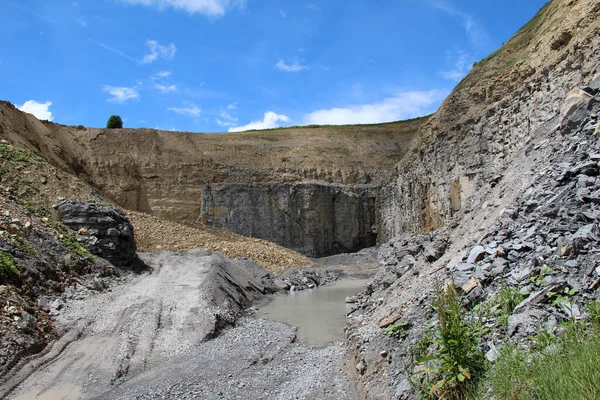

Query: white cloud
[275,58,307,72]
[154,84,178,93]
[141,40,176,64]
[152,70,172,79]
[441,52,473,81]
[229,111,290,132]
[76,18,87,27]
[226,102,237,110]
[303,90,446,125]
[168,103,201,117]
[119,0,245,17]
[17,100,53,121]
[103,86,140,103]
[215,110,239,127]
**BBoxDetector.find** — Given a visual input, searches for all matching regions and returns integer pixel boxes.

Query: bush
[106,115,123,129]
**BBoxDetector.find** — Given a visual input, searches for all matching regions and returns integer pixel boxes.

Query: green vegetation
[415,283,485,400]
[408,280,600,400]
[54,225,94,261]
[106,115,123,129]
[0,249,20,283]
[0,143,42,167]
[470,310,600,400]
[494,285,527,326]
[385,321,410,338]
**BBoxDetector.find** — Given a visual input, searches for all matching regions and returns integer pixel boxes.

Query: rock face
[200,182,379,257]
[58,201,137,267]
[378,0,600,241]
[347,1,600,398]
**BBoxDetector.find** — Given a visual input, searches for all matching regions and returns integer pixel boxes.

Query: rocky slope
[348,0,600,397]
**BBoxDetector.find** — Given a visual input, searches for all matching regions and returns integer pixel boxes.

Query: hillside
[0,105,424,220]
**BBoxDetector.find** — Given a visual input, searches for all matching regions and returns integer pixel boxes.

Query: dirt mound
[127,211,309,272]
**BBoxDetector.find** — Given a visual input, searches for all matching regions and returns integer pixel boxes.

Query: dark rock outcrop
[58,201,137,267]
[201,182,379,257]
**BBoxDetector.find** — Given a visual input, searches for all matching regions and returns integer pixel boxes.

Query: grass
[470,326,600,400]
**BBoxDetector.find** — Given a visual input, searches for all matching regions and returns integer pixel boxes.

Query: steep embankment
[0,106,424,255]
[348,0,600,398]
[379,0,600,238]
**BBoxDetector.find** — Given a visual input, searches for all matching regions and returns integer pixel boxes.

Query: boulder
[58,201,137,267]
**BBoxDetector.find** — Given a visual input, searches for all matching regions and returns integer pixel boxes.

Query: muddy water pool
[256,279,369,347]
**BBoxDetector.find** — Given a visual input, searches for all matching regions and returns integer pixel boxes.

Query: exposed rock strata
[58,201,138,268]
[201,182,379,256]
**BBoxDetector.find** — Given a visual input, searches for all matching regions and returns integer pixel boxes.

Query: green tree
[106,115,123,129]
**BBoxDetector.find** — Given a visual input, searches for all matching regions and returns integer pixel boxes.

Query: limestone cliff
[201,182,378,256]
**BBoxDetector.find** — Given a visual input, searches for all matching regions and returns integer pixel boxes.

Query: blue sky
[0,0,547,133]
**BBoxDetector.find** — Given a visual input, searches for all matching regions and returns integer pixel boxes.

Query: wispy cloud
[141,40,176,64]
[229,111,290,132]
[430,0,489,48]
[169,102,201,117]
[76,18,87,27]
[280,9,286,18]
[17,100,53,121]
[96,41,138,63]
[154,83,177,94]
[275,57,308,72]
[226,102,236,110]
[152,70,172,79]
[303,90,446,125]
[215,110,239,127]
[118,0,245,18]
[103,86,140,103]
[441,51,473,81]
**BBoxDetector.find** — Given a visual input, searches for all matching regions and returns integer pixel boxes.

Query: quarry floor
[1,249,374,400]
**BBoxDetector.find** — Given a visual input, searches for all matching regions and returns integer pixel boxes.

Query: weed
[494,285,527,327]
[25,205,48,218]
[586,301,600,326]
[385,321,410,338]
[530,264,551,286]
[416,283,485,399]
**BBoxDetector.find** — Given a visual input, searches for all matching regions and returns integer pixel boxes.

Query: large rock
[200,182,378,257]
[58,201,137,267]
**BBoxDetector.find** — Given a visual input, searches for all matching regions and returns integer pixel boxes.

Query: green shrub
[106,115,123,129]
